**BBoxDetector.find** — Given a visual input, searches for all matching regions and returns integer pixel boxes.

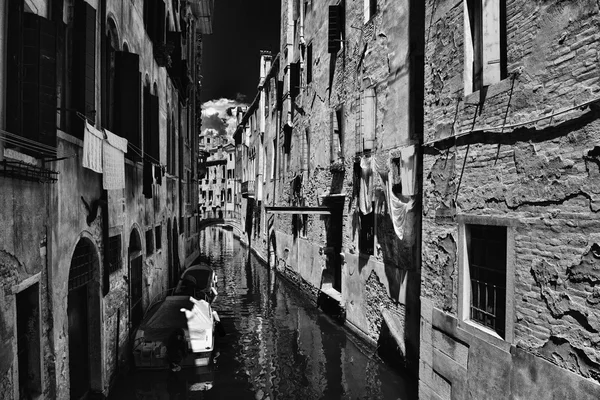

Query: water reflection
[109,226,415,399]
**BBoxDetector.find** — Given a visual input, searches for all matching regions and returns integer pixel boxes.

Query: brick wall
[421,0,600,395]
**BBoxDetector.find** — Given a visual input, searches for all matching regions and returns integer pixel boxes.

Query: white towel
[83,121,103,173]
[102,129,128,190]
[399,145,416,196]
[359,156,373,215]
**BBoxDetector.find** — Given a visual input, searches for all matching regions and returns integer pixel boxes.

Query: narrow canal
[109,226,416,399]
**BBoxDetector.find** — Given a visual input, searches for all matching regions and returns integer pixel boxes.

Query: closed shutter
[150,94,160,162]
[38,16,58,146]
[293,0,300,21]
[306,43,313,84]
[328,5,340,53]
[115,52,141,155]
[363,88,375,151]
[363,0,370,23]
[276,80,284,110]
[330,111,335,163]
[290,61,300,99]
[7,10,57,154]
[6,0,24,137]
[21,14,42,144]
[73,0,96,138]
[482,0,501,85]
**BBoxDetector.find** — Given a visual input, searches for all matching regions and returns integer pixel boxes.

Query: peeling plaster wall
[0,177,52,397]
[421,0,600,398]
[258,0,424,369]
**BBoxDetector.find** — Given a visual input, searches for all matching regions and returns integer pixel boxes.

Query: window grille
[69,240,95,291]
[468,224,507,337]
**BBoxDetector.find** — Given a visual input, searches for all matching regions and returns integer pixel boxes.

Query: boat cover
[142,296,194,342]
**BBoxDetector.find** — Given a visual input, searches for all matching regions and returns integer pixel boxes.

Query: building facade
[0,0,211,398]
[420,0,600,398]
[235,0,425,371]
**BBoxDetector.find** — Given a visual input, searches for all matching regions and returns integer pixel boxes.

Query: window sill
[464,77,514,105]
[458,319,512,353]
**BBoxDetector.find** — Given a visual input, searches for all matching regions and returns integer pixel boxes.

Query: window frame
[464,0,507,95]
[458,215,515,345]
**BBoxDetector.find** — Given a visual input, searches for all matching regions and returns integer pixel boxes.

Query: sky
[200,0,281,139]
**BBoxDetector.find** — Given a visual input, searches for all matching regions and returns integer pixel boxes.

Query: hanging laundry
[102,129,128,190]
[83,120,103,173]
[399,145,417,196]
[359,155,373,215]
[374,155,415,241]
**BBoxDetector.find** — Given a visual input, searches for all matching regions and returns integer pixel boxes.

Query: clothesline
[74,112,165,168]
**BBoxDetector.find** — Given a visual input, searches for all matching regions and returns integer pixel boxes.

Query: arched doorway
[128,229,143,332]
[67,238,102,400]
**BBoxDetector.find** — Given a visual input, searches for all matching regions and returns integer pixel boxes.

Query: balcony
[241,180,255,198]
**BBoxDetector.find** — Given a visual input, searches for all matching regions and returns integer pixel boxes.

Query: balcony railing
[241,180,255,198]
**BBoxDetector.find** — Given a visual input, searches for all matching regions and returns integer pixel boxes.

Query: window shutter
[9,12,57,153]
[115,52,141,154]
[363,88,375,151]
[38,16,58,147]
[330,111,335,163]
[306,43,313,84]
[293,0,300,21]
[290,61,300,99]
[363,0,370,23]
[482,0,501,85]
[355,97,361,154]
[6,0,24,138]
[277,80,284,110]
[21,14,41,145]
[150,94,160,161]
[73,0,96,138]
[328,5,340,53]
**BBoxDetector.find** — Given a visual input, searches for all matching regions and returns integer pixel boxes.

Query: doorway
[128,229,143,331]
[67,238,101,400]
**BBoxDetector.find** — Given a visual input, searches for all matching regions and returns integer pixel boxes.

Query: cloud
[201,97,248,138]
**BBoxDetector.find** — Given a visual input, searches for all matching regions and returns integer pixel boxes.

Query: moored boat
[132,295,219,370]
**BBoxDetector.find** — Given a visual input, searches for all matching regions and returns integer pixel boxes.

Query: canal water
[108,226,416,399]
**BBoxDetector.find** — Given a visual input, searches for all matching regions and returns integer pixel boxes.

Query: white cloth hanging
[372,154,414,241]
[83,120,103,173]
[359,156,373,214]
[399,145,417,196]
[102,129,128,190]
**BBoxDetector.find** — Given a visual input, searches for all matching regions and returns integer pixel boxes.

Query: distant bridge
[198,211,246,238]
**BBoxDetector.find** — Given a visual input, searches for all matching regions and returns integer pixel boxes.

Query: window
[359,210,374,255]
[146,229,154,255]
[331,107,344,163]
[227,188,232,203]
[364,0,377,23]
[360,86,376,152]
[459,219,514,342]
[328,2,344,53]
[466,224,506,336]
[107,235,122,274]
[306,42,313,84]
[155,225,162,250]
[464,0,506,94]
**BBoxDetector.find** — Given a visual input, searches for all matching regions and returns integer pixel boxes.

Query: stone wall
[421,0,600,397]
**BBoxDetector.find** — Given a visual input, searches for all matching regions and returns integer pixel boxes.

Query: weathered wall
[0,176,53,398]
[421,0,600,398]
[266,0,422,369]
